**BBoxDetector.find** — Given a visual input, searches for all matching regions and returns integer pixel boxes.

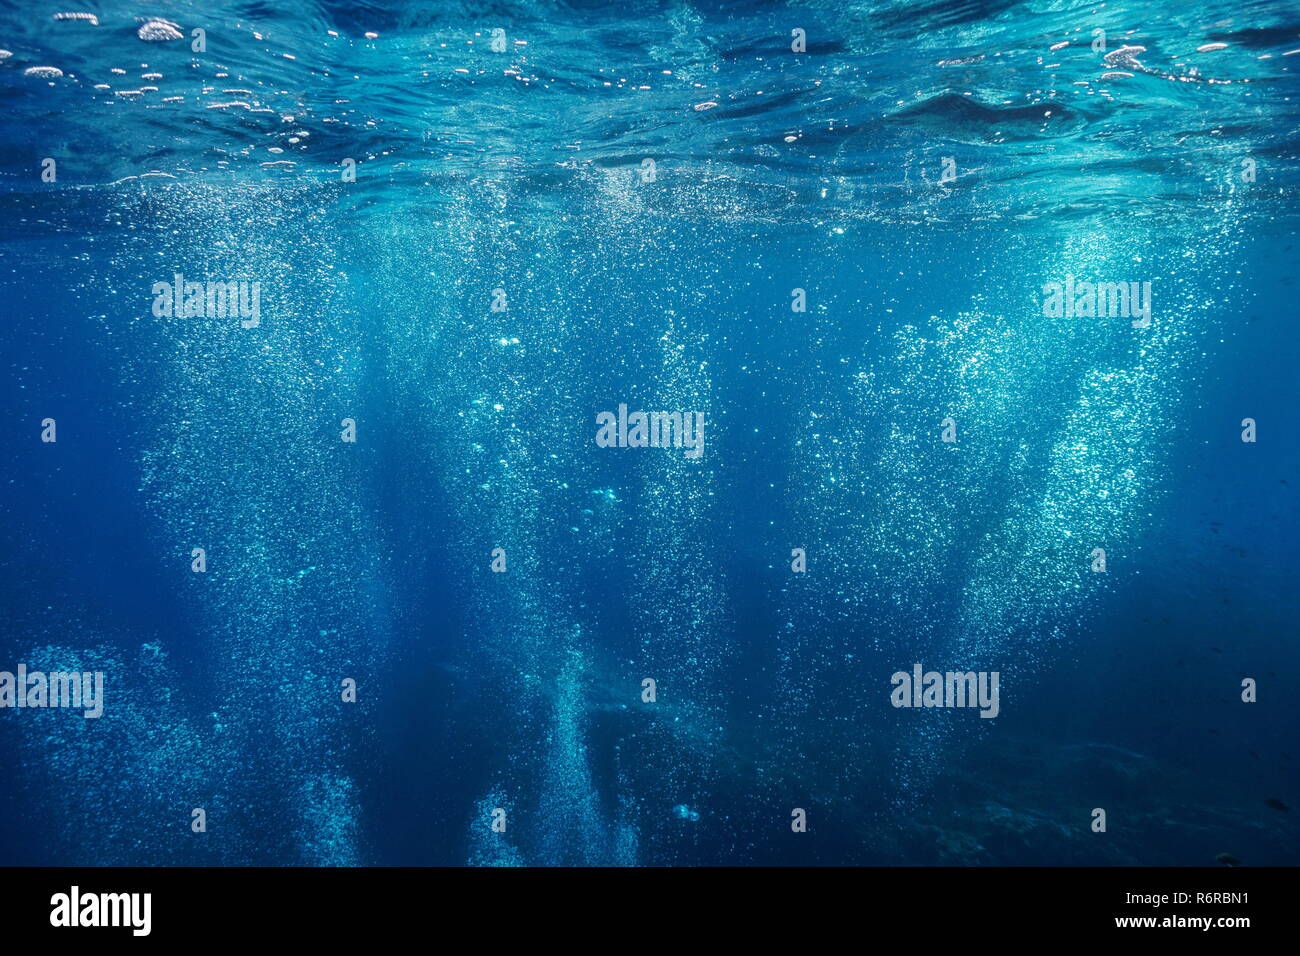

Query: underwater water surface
[0,0,1298,866]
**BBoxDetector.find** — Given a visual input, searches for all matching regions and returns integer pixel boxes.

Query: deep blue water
[1,0,1298,866]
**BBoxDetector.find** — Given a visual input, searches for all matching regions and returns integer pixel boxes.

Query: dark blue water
[1,0,1298,866]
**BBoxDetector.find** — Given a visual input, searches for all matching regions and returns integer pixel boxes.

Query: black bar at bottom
[0,865,1281,940]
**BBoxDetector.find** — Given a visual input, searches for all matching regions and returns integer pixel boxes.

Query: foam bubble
[137,18,183,42]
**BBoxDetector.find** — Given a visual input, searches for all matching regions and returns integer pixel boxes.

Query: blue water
[1,0,1298,866]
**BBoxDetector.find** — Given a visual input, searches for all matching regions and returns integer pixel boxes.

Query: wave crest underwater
[1,0,1297,865]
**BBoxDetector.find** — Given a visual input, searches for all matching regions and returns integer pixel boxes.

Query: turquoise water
[0,0,1297,866]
